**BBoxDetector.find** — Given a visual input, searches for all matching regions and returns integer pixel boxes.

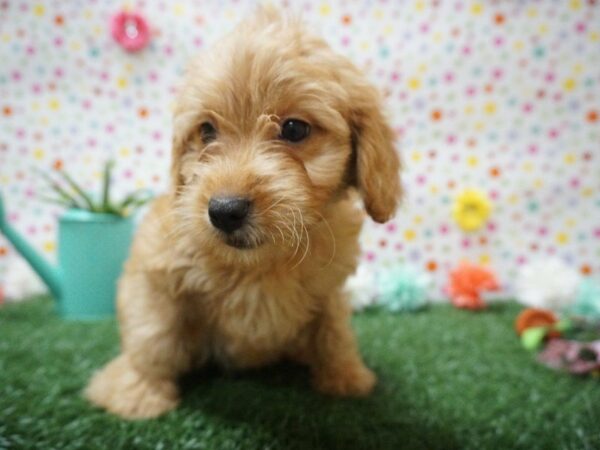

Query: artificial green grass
[1,297,599,450]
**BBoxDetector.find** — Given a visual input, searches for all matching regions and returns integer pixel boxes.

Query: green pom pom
[377,266,431,313]
[521,326,547,351]
[570,279,600,321]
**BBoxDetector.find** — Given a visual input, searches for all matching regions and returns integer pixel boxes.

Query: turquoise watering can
[0,194,133,320]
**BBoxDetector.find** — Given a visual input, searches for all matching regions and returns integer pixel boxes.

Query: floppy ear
[170,135,184,191]
[170,96,200,192]
[348,82,402,223]
[170,125,187,191]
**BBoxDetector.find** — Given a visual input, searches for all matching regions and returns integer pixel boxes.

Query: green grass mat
[1,297,599,449]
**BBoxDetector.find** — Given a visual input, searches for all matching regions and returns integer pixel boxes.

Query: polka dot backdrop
[1,0,599,297]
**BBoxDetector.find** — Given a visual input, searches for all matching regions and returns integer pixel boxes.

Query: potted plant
[0,161,152,319]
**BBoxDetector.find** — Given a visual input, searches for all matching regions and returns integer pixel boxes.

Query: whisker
[272,222,287,245]
[274,209,298,247]
[284,207,302,264]
[314,210,336,268]
[290,212,310,270]
[254,196,286,217]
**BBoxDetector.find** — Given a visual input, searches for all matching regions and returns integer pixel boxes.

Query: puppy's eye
[200,122,217,144]
[280,119,311,143]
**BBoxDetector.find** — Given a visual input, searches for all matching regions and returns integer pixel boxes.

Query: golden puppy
[85,8,401,419]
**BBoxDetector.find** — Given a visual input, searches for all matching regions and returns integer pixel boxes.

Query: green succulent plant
[39,160,153,217]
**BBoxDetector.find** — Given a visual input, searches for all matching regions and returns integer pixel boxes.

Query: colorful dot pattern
[0,1,599,296]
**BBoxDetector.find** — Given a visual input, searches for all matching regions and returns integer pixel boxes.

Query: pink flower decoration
[110,11,151,52]
[538,339,600,375]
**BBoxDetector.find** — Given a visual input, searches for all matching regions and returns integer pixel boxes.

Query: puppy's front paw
[85,354,179,419]
[313,362,377,397]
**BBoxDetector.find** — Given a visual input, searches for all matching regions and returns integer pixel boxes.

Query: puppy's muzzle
[208,196,251,234]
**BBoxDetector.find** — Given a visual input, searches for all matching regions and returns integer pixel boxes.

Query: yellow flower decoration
[452,189,492,232]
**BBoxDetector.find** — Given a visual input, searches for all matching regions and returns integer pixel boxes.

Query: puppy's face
[171,12,401,266]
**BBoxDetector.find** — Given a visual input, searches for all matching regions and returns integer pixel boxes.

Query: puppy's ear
[170,131,188,191]
[170,136,183,190]
[170,105,197,191]
[348,82,401,223]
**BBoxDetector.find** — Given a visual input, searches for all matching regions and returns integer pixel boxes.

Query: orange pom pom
[446,262,500,310]
[515,308,560,338]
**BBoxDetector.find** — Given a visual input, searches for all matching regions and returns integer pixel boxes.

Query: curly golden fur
[85,7,401,419]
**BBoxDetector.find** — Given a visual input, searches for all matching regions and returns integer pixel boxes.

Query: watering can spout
[0,193,62,299]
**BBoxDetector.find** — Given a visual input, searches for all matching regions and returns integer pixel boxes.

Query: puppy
[85,8,401,419]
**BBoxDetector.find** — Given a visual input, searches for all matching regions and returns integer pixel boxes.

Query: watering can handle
[0,193,5,229]
[0,192,63,299]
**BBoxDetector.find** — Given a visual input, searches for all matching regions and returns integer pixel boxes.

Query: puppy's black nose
[208,196,251,233]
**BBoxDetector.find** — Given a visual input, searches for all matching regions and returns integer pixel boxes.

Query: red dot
[431,109,442,121]
[426,260,437,272]
[587,110,598,123]
[489,167,501,177]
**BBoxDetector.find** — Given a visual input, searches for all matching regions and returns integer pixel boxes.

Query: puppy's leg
[308,293,376,396]
[85,273,200,419]
[85,353,179,419]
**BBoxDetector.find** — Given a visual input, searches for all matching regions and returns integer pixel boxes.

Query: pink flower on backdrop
[111,11,151,52]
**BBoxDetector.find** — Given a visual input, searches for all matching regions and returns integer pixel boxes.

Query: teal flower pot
[0,194,134,320]
[57,209,133,319]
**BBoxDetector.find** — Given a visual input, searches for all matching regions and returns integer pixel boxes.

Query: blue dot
[471,67,482,77]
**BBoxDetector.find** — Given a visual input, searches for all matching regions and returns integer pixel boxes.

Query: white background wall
[1,0,599,298]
